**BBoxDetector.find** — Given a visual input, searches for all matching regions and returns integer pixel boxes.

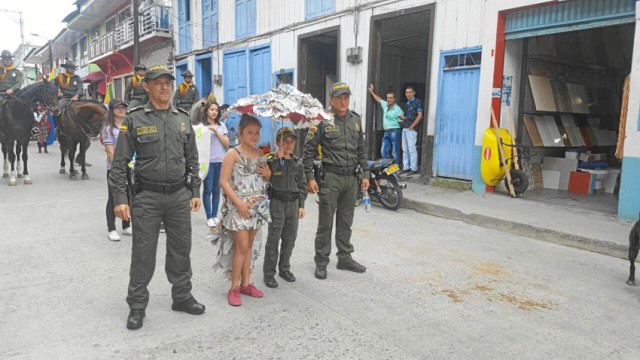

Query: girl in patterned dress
[219,114,271,306]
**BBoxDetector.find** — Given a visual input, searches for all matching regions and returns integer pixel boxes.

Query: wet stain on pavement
[474,262,506,276]
[498,293,552,311]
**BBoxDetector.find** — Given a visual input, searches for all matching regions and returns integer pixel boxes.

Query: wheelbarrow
[480,108,530,197]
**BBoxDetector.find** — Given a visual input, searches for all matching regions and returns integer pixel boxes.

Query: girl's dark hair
[102,106,118,135]
[238,114,262,135]
[200,101,221,125]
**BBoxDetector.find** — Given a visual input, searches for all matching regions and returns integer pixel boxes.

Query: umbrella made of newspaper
[228,84,333,129]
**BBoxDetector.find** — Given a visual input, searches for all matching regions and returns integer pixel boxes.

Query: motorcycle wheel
[375,174,403,211]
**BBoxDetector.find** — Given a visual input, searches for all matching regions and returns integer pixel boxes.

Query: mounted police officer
[54,60,91,166]
[0,50,23,103]
[54,60,84,110]
[303,82,370,280]
[109,64,205,330]
[172,70,199,112]
[125,64,148,109]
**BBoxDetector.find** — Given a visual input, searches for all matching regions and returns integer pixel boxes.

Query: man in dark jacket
[172,70,199,112]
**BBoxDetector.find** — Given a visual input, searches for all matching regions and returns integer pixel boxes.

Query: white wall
[176,0,492,132]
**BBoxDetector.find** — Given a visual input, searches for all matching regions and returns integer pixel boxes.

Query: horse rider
[125,64,148,109]
[54,60,84,110]
[55,60,90,166]
[172,70,199,112]
[0,50,23,103]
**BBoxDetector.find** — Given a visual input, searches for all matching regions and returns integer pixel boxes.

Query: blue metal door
[223,50,247,144]
[196,55,212,100]
[175,63,188,84]
[178,0,192,53]
[434,49,482,180]
[249,46,272,145]
[202,0,218,47]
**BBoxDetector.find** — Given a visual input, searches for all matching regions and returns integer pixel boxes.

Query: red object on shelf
[568,171,593,194]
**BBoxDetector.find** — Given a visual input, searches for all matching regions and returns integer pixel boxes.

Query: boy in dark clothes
[263,127,308,288]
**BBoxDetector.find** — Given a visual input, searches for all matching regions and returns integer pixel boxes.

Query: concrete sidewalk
[398,181,635,259]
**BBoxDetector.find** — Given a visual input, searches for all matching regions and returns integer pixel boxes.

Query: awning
[83,71,106,83]
[505,0,636,40]
[92,50,134,80]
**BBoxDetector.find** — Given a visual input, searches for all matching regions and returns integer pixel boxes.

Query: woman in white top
[201,101,230,227]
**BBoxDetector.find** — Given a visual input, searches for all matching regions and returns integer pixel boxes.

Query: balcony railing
[88,4,171,61]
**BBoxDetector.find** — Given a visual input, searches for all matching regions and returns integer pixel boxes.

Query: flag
[104,82,113,104]
[47,67,56,81]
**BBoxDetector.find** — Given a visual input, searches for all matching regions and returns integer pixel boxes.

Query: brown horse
[57,100,106,180]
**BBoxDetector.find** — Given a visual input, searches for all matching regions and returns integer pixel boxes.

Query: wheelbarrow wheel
[505,169,529,195]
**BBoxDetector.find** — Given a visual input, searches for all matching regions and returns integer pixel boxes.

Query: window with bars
[444,52,482,68]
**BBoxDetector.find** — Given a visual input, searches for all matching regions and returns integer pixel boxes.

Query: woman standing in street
[202,101,230,228]
[102,99,131,241]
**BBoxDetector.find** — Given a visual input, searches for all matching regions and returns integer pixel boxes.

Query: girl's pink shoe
[240,283,264,298]
[228,287,241,306]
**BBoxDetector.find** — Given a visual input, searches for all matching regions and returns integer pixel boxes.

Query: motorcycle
[356,159,406,211]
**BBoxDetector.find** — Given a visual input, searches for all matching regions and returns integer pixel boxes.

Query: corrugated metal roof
[505,0,636,39]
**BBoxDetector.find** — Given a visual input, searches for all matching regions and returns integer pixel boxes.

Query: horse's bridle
[64,103,102,139]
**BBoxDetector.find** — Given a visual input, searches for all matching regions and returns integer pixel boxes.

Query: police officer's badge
[355,122,360,132]
[181,122,187,133]
[306,125,317,140]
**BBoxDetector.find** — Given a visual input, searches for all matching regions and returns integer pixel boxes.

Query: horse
[57,100,106,180]
[0,79,59,186]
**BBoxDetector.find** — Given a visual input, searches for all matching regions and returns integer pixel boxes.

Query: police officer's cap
[330,82,352,97]
[181,70,194,77]
[276,127,297,141]
[134,64,147,71]
[1,50,12,59]
[109,98,128,110]
[61,60,77,69]
[144,64,176,82]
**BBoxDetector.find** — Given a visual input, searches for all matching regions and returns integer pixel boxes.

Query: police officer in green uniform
[0,50,23,103]
[125,64,148,109]
[263,127,308,288]
[303,82,370,280]
[109,64,206,330]
[172,70,199,112]
[54,60,84,110]
[54,60,91,166]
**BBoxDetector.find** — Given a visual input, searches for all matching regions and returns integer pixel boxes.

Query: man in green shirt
[303,82,370,280]
[368,84,404,164]
[110,64,205,330]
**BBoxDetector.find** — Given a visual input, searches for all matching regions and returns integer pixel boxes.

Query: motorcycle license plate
[384,164,399,175]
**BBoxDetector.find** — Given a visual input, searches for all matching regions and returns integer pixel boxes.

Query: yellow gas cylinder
[481,128,513,186]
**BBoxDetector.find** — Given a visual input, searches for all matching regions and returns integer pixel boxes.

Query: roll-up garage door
[505,0,636,40]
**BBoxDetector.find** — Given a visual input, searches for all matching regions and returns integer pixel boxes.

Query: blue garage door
[434,48,482,180]
[249,46,272,145]
[223,50,247,144]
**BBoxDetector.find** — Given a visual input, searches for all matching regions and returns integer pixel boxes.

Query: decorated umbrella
[228,84,333,129]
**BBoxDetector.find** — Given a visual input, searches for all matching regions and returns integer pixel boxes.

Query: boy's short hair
[386,91,396,99]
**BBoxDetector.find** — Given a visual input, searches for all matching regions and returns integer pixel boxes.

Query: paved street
[1,142,640,359]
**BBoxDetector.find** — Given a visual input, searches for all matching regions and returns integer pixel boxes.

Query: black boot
[126,309,145,330]
[314,265,327,280]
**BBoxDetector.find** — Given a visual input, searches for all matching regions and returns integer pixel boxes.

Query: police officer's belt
[323,164,357,176]
[269,190,299,202]
[137,177,187,193]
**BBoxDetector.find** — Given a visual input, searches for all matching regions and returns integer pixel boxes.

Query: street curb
[400,198,628,260]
